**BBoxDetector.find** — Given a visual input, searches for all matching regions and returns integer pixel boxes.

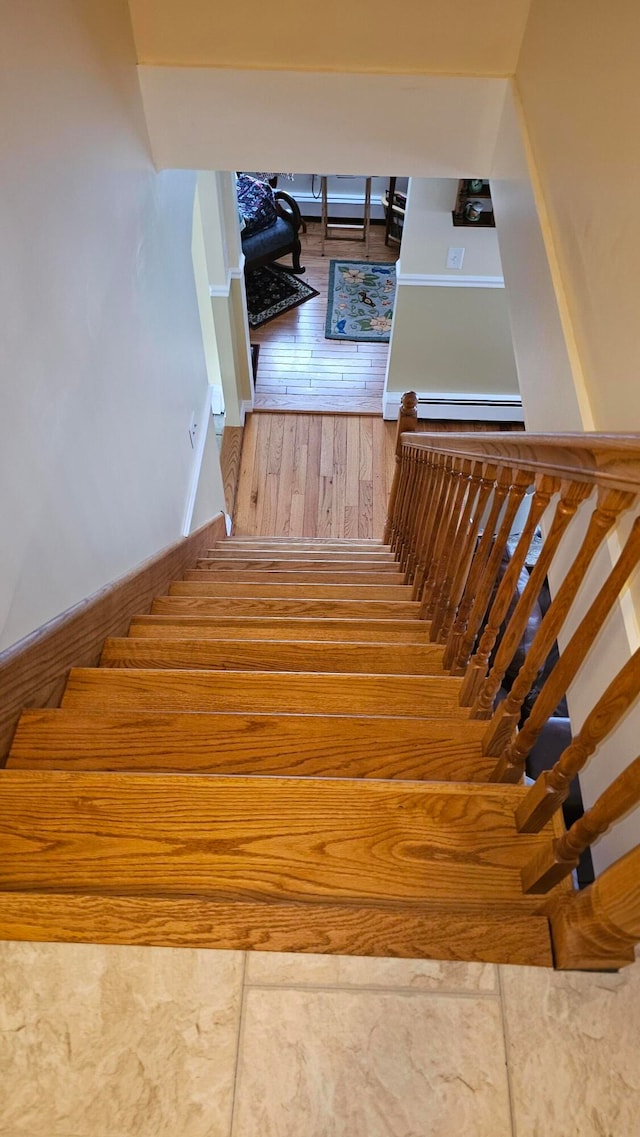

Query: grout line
[228,952,249,1137]
[497,966,518,1137]
[242,979,502,1000]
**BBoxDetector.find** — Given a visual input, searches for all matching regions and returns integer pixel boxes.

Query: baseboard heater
[382,390,525,422]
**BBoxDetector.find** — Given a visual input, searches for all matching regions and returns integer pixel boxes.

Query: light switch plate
[447,247,465,270]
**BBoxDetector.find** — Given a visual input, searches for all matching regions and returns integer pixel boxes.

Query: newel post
[383,391,418,544]
[548,844,640,970]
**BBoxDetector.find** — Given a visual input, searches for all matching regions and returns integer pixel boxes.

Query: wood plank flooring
[251,222,397,414]
[234,413,397,537]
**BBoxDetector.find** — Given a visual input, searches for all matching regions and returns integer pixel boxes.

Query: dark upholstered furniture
[241,190,305,275]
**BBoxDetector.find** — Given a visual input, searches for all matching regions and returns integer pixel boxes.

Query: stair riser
[100,639,446,675]
[0,892,554,967]
[9,711,491,781]
[129,618,433,643]
[183,571,408,585]
[62,669,468,719]
[197,559,402,573]
[169,582,412,600]
[151,598,422,619]
[206,551,397,562]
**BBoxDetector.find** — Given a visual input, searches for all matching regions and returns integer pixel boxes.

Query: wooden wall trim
[0,513,227,765]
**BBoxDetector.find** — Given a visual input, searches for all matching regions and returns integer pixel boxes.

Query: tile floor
[1,941,638,1136]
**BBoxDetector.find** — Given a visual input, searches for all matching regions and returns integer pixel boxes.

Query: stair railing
[384,392,640,969]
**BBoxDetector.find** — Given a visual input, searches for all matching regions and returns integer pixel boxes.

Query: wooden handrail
[382,398,640,967]
[400,431,640,494]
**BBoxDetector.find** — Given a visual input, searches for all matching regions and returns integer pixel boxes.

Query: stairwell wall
[0,0,225,653]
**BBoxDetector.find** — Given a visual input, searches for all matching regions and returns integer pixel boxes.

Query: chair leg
[291,238,305,274]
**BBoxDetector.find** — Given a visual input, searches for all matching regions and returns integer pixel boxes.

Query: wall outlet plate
[447,246,465,270]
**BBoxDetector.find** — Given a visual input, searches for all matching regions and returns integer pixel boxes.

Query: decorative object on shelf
[245,265,319,329]
[325,259,396,342]
[383,176,406,246]
[452,179,495,227]
[464,200,484,223]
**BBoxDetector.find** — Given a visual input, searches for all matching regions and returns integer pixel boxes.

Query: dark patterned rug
[245,266,319,329]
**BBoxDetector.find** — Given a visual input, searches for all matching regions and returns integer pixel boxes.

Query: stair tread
[100,638,446,675]
[0,771,567,913]
[61,668,468,718]
[129,616,433,643]
[197,558,403,572]
[9,710,491,780]
[183,570,408,584]
[151,598,422,619]
[169,582,413,600]
[0,891,554,967]
[206,550,397,561]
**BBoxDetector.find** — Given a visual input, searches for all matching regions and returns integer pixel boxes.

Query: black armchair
[241,191,305,275]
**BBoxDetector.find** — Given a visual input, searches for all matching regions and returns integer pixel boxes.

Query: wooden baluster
[421,458,469,620]
[549,844,640,970]
[471,481,593,721]
[411,453,448,602]
[484,487,635,766]
[496,516,640,781]
[405,451,431,582]
[396,450,420,565]
[459,475,560,705]
[442,466,511,670]
[391,449,415,556]
[429,460,486,642]
[522,756,640,893]
[450,469,533,676]
[427,459,474,628]
[384,391,418,544]
[515,646,640,832]
[419,456,460,616]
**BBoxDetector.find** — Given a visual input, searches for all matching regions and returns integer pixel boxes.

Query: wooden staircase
[3,407,640,972]
[0,535,567,969]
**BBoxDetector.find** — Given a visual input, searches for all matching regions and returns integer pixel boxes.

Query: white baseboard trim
[182,388,216,536]
[210,385,225,415]
[209,255,245,299]
[382,389,525,422]
[395,271,504,288]
[239,398,253,425]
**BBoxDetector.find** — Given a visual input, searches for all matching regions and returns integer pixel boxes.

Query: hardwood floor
[234,413,397,537]
[251,222,397,414]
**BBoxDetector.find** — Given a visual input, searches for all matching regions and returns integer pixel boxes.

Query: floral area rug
[245,266,319,329]
[325,260,396,342]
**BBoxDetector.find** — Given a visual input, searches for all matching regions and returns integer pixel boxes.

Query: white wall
[386,286,519,397]
[137,68,508,178]
[400,179,503,278]
[0,0,224,652]
[516,0,640,432]
[490,86,590,431]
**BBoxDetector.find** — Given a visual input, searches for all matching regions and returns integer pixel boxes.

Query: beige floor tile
[245,950,497,992]
[501,958,640,1136]
[232,987,512,1137]
[0,941,244,1137]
